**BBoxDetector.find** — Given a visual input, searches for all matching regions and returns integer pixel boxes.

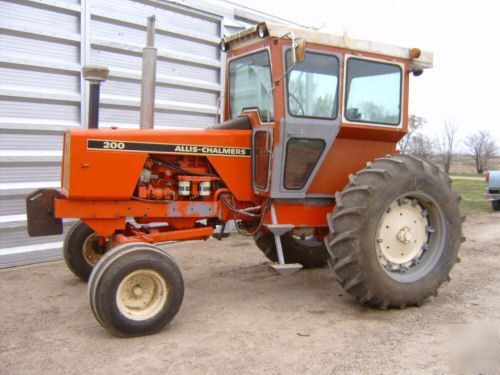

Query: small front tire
[88,243,184,337]
[63,221,105,281]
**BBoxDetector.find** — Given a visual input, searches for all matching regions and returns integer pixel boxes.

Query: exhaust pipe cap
[83,65,110,83]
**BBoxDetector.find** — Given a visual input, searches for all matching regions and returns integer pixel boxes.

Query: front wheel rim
[116,269,168,321]
[375,192,446,282]
[82,233,104,266]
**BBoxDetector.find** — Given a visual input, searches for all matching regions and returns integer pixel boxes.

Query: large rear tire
[254,231,328,268]
[325,154,464,308]
[88,243,184,337]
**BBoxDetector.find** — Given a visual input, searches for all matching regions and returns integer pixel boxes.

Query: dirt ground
[1,213,499,374]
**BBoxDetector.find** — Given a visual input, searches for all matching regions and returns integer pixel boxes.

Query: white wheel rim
[116,269,168,321]
[83,233,103,266]
[376,198,429,271]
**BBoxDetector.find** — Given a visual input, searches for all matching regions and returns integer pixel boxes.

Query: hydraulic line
[219,192,272,236]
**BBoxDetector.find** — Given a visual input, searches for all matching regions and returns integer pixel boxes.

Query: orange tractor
[27,19,464,337]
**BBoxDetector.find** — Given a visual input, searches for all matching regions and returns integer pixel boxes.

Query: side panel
[307,138,396,194]
[66,128,254,201]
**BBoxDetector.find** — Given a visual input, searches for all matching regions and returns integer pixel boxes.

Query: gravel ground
[1,212,499,374]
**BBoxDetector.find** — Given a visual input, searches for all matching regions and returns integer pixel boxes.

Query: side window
[229,51,274,121]
[284,138,325,190]
[286,51,339,119]
[345,58,402,125]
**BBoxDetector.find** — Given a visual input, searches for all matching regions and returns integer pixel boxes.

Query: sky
[226,0,500,146]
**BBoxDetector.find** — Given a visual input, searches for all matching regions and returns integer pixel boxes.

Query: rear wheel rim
[116,269,168,321]
[375,192,446,282]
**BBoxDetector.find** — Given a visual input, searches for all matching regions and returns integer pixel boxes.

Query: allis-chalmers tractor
[27,19,464,337]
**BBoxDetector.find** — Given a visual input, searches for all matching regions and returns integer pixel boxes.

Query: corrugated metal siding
[0,0,297,268]
[0,0,227,267]
[0,0,82,267]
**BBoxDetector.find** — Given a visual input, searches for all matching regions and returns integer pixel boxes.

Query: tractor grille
[62,133,71,193]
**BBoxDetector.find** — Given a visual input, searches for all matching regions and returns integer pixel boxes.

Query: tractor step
[271,263,303,276]
[266,214,301,276]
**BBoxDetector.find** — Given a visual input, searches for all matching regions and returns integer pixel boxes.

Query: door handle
[287,130,304,137]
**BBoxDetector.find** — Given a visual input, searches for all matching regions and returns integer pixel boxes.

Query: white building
[0,0,300,267]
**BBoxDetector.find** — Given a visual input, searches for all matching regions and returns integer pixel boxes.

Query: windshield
[228,50,274,121]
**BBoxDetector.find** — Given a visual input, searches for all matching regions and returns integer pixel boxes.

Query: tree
[464,130,497,174]
[399,115,427,154]
[407,133,433,160]
[434,119,459,174]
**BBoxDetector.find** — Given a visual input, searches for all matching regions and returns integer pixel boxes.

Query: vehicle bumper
[26,189,63,237]
[485,194,500,201]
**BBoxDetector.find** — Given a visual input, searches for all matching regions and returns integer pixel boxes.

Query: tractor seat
[211,116,251,130]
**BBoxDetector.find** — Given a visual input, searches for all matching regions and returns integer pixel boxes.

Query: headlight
[257,23,268,38]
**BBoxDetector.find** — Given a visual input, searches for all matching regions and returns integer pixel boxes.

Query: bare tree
[434,119,459,174]
[464,130,497,174]
[407,133,433,160]
[399,114,426,154]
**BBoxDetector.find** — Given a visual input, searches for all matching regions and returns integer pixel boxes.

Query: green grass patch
[450,172,485,178]
[452,178,490,213]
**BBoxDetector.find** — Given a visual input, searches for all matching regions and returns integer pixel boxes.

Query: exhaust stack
[82,65,109,129]
[140,15,157,129]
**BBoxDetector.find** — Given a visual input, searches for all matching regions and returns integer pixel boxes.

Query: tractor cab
[220,22,432,199]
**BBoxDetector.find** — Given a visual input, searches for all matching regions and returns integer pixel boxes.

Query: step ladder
[267,205,302,276]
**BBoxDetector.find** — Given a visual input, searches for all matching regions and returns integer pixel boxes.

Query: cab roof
[221,22,433,69]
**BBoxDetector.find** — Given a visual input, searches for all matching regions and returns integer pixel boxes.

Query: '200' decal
[102,141,125,149]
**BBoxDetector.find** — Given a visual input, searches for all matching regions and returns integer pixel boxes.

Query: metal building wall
[0,0,228,267]
[0,0,299,268]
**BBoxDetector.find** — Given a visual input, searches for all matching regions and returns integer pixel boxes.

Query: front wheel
[325,154,464,308]
[63,221,105,281]
[88,243,184,337]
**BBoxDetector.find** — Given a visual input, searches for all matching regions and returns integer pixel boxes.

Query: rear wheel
[325,154,464,308]
[254,231,328,268]
[88,243,184,337]
[492,200,500,211]
[63,221,105,281]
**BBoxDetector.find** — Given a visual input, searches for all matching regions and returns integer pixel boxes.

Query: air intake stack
[82,65,109,129]
[140,15,157,129]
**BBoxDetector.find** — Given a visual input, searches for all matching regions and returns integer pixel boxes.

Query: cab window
[345,58,402,125]
[286,51,339,119]
[229,50,274,121]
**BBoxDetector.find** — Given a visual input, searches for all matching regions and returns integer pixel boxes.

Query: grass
[450,171,485,178]
[450,171,485,180]
[452,178,490,213]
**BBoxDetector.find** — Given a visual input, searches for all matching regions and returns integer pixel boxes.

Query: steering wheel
[289,93,305,116]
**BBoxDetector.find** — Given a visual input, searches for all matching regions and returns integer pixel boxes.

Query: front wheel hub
[116,269,168,321]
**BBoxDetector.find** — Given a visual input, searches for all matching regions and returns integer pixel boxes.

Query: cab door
[270,49,342,198]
